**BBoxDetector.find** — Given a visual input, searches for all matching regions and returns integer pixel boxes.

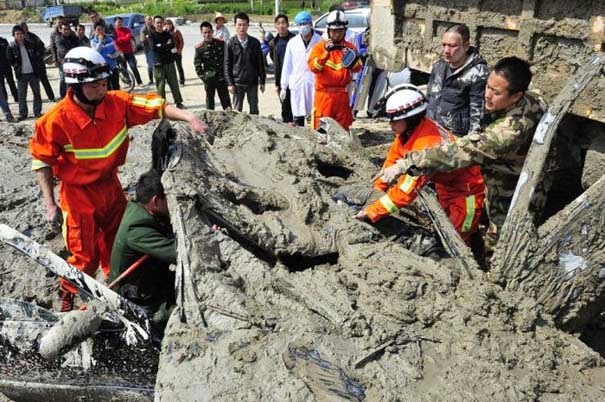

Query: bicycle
[115,53,136,93]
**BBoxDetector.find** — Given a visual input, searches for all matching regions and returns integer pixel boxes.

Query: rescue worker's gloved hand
[279,88,287,102]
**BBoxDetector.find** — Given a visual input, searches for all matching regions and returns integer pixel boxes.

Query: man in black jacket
[269,14,295,123]
[224,12,266,114]
[426,24,488,137]
[54,22,79,98]
[19,22,55,102]
[7,25,41,120]
[0,35,18,103]
[149,15,184,109]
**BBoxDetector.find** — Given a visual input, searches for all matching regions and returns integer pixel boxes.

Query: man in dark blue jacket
[426,24,488,137]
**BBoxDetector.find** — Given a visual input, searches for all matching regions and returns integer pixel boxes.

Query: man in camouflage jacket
[426,24,488,137]
[194,21,231,111]
[376,57,546,237]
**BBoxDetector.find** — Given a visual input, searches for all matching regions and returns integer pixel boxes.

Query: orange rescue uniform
[365,118,485,243]
[30,88,166,294]
[308,39,362,131]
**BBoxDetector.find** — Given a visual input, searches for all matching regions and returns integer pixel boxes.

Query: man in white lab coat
[280,11,322,127]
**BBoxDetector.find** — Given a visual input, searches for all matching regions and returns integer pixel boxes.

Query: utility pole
[275,0,279,15]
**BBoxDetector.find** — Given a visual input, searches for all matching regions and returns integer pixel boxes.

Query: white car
[314,7,370,35]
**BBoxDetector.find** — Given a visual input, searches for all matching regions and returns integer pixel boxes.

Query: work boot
[58,289,74,312]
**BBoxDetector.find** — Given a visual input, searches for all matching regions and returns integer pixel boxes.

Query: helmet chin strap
[72,84,104,106]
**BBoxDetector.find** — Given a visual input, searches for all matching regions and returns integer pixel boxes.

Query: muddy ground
[2,105,604,401]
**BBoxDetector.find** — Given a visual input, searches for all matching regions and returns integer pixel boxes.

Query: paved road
[0,23,283,119]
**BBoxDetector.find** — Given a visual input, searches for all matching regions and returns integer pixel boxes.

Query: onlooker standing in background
[0,35,18,103]
[20,21,56,102]
[281,11,322,127]
[114,16,143,87]
[269,14,295,124]
[88,10,113,39]
[7,25,42,120]
[49,15,64,98]
[0,83,15,122]
[164,19,185,86]
[76,24,90,47]
[426,24,488,137]
[54,22,79,98]
[194,22,231,111]
[213,13,230,42]
[91,23,120,90]
[224,12,265,114]
[140,16,155,86]
[149,15,184,108]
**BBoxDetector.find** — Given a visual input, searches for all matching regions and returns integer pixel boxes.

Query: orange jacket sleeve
[30,117,67,171]
[112,91,166,127]
[308,40,330,73]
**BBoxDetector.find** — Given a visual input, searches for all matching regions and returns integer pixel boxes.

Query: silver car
[314,7,370,35]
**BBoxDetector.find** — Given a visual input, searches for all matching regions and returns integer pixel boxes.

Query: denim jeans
[124,52,143,85]
[144,49,154,83]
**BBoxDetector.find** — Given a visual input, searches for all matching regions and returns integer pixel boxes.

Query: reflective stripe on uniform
[398,175,417,194]
[63,125,128,160]
[379,194,399,214]
[313,59,324,71]
[132,96,164,109]
[461,195,476,232]
[325,60,343,70]
[31,159,50,171]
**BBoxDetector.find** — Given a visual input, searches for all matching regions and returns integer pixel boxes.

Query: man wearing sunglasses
[29,47,209,312]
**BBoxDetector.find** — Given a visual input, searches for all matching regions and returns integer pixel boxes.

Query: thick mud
[1,113,605,401]
[154,112,605,401]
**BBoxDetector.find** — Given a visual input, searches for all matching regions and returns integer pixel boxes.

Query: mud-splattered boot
[58,289,74,312]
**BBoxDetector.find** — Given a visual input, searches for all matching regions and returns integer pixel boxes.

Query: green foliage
[78,0,342,18]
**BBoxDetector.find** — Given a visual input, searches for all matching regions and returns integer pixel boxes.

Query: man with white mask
[280,11,322,127]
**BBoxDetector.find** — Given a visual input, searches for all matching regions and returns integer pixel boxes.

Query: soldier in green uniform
[375,57,547,244]
[110,170,176,331]
[194,21,232,111]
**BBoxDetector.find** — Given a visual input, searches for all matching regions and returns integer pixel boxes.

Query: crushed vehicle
[1,56,605,399]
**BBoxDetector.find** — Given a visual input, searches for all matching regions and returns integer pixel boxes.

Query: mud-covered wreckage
[1,57,605,401]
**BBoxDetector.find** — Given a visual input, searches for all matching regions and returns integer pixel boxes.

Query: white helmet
[63,47,110,84]
[385,84,428,121]
[326,10,348,29]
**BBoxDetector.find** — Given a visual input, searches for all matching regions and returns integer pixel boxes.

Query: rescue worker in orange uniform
[30,47,209,312]
[355,84,485,244]
[308,10,362,131]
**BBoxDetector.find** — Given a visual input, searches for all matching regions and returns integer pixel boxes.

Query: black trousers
[205,81,231,110]
[38,64,55,101]
[280,88,293,123]
[0,69,18,102]
[174,54,185,85]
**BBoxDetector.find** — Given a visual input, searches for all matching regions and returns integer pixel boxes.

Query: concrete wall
[370,0,605,123]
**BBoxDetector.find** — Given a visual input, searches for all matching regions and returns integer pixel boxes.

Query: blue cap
[294,11,313,25]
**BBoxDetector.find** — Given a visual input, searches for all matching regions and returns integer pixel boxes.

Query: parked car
[104,13,146,50]
[314,7,370,35]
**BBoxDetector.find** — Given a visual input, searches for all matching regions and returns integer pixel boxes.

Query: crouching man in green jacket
[110,170,176,336]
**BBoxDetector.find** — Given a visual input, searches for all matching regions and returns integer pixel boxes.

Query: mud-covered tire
[581,135,605,189]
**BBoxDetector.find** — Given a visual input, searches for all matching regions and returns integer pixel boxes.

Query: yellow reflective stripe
[61,210,68,246]
[64,125,128,160]
[462,195,476,232]
[313,59,324,71]
[31,159,50,170]
[379,195,398,214]
[398,175,417,194]
[158,106,164,119]
[132,96,164,109]
[325,60,343,70]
